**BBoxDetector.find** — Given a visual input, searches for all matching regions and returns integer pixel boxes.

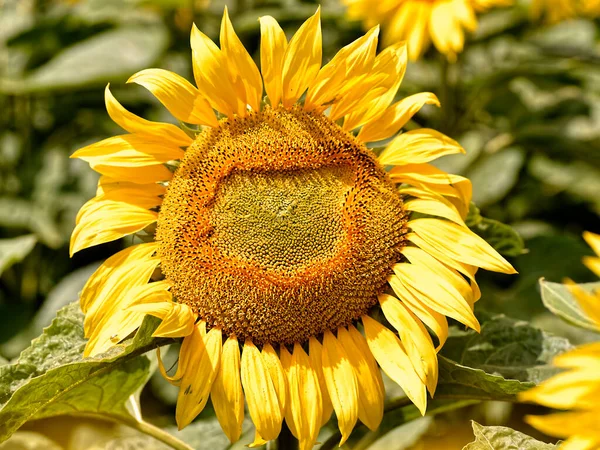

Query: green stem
[119,415,193,450]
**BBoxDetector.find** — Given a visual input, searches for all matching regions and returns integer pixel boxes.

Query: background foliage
[0,0,599,448]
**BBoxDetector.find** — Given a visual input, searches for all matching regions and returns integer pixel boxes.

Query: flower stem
[119,416,193,450]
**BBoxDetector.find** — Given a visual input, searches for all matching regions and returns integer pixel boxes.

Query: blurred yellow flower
[71,8,515,448]
[343,0,513,61]
[531,0,600,22]
[530,0,579,22]
[520,232,600,450]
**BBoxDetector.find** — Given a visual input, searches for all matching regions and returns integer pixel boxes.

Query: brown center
[156,106,408,345]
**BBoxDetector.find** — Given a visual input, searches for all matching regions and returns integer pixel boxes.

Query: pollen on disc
[156,106,409,345]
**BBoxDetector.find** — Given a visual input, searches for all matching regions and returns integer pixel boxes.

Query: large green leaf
[466,204,524,257]
[436,356,533,401]
[436,315,572,403]
[440,315,572,385]
[463,421,558,450]
[0,302,169,443]
[468,147,525,208]
[539,279,600,333]
[0,234,36,276]
[0,25,168,93]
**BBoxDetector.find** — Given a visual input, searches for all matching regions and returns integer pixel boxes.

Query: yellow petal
[241,340,283,441]
[525,411,600,440]
[518,367,600,410]
[158,323,202,386]
[104,85,191,147]
[221,7,263,113]
[286,343,323,450]
[322,330,359,444]
[190,23,241,117]
[337,327,384,431]
[407,232,480,281]
[379,129,465,166]
[379,293,438,396]
[408,218,516,274]
[279,346,298,438]
[404,197,465,226]
[308,337,334,426]
[384,2,431,61]
[128,301,196,338]
[357,92,440,143]
[583,231,600,257]
[127,68,218,126]
[261,343,287,416]
[386,276,449,350]
[566,282,600,330]
[95,177,165,198]
[75,188,162,225]
[176,326,222,429]
[552,342,600,369]
[83,261,163,337]
[559,436,599,450]
[248,431,268,448]
[281,8,322,108]
[400,245,476,306]
[304,26,379,112]
[79,242,157,314]
[90,164,173,184]
[389,163,472,217]
[362,315,427,415]
[84,280,169,357]
[259,15,287,107]
[342,42,408,131]
[72,134,184,167]
[211,335,244,443]
[583,231,600,277]
[70,202,157,255]
[391,264,480,331]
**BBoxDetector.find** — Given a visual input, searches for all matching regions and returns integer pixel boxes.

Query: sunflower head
[71,8,515,449]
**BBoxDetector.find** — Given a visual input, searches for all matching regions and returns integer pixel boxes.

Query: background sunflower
[0,0,599,449]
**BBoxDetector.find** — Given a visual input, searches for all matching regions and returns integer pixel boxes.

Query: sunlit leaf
[0,302,170,443]
[539,279,600,333]
[0,234,36,276]
[463,421,558,450]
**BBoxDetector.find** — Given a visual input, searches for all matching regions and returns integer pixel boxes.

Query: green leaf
[0,302,170,443]
[468,148,525,208]
[463,421,558,450]
[436,315,572,401]
[466,204,525,257]
[539,279,600,333]
[0,25,168,93]
[436,356,533,401]
[0,235,37,276]
[440,314,572,385]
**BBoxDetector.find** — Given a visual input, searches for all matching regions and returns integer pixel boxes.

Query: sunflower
[342,0,513,61]
[519,232,600,450]
[531,0,600,22]
[72,8,515,449]
[530,0,579,22]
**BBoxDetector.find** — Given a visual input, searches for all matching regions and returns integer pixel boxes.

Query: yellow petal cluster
[531,0,600,22]
[71,8,516,448]
[343,0,513,61]
[520,232,600,449]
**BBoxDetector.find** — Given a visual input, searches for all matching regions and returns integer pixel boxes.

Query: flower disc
[157,107,409,345]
